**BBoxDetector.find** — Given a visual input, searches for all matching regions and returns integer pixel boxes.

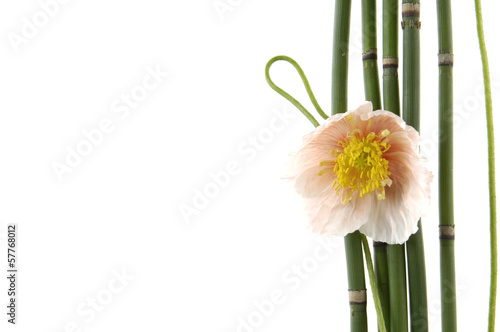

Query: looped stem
[265,55,327,128]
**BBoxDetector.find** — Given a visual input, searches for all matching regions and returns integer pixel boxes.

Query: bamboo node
[438,53,454,66]
[362,48,377,61]
[439,225,455,240]
[382,57,398,68]
[402,3,420,18]
[348,289,367,304]
[373,240,388,247]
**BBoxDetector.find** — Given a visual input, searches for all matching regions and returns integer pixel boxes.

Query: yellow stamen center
[319,128,392,204]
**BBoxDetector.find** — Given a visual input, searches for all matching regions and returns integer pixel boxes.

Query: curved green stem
[265,55,327,127]
[474,1,497,331]
[361,235,388,332]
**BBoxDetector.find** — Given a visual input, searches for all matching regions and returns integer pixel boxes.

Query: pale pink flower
[288,102,432,244]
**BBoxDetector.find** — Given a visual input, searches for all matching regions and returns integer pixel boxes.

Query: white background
[0,0,499,331]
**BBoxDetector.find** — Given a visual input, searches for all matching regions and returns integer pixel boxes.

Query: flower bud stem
[474,0,497,330]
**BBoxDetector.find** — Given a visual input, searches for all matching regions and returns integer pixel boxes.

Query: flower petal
[286,102,432,244]
[306,189,372,237]
[359,183,419,244]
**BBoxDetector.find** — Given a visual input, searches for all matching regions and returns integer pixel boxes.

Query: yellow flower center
[319,128,392,204]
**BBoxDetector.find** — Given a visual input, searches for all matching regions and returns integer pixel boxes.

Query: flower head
[288,102,432,244]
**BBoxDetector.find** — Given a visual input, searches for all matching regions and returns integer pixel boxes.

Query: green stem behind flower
[474,1,497,330]
[361,235,388,332]
[383,2,411,330]
[388,244,409,331]
[402,1,428,331]
[436,0,457,331]
[381,0,405,330]
[360,0,390,329]
[374,242,390,328]
[332,1,368,331]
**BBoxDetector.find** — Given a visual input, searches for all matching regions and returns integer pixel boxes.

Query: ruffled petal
[293,166,334,198]
[306,189,372,237]
[359,183,419,244]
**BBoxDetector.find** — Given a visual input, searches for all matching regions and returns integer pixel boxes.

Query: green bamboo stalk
[345,231,369,331]
[473,1,497,330]
[381,1,405,330]
[332,0,351,115]
[332,2,367,330]
[360,1,389,329]
[383,0,400,117]
[361,0,381,110]
[401,1,421,131]
[402,1,428,331]
[388,244,408,331]
[436,1,457,331]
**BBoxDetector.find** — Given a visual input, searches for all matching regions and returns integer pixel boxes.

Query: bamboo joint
[348,289,368,304]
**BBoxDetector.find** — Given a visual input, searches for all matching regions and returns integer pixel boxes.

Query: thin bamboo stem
[436,0,457,331]
[402,1,428,331]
